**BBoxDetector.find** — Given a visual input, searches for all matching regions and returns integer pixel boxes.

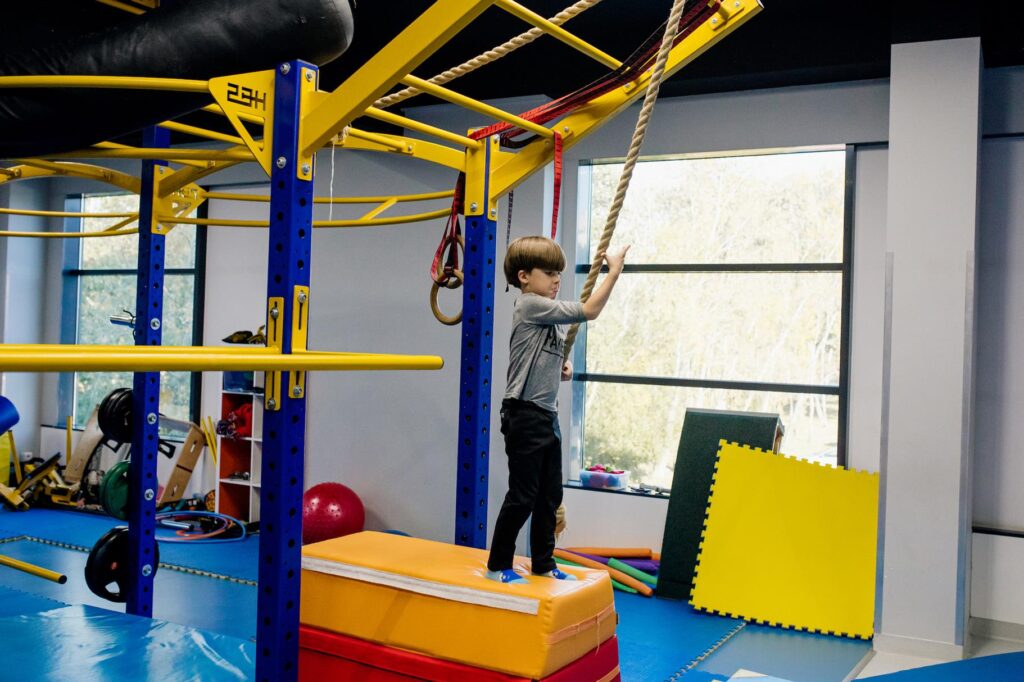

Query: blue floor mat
[0,604,254,680]
[0,507,259,581]
[0,584,68,618]
[0,538,256,640]
[690,622,872,681]
[615,593,744,681]
[861,652,1024,680]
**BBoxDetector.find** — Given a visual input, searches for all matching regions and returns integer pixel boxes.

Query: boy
[486,235,630,584]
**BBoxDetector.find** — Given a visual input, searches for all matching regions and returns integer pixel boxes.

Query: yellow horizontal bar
[11,160,141,193]
[0,346,443,372]
[400,75,554,139]
[315,207,449,228]
[95,0,146,15]
[204,189,455,204]
[0,75,208,93]
[0,344,275,354]
[159,206,450,229]
[158,121,246,146]
[493,0,621,69]
[346,127,406,152]
[0,207,135,219]
[363,107,481,148]
[92,142,207,169]
[44,148,253,162]
[0,554,66,584]
[0,229,139,239]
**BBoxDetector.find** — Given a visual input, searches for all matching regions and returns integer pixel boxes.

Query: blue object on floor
[0,395,18,434]
[614,593,744,681]
[0,605,254,680]
[0,508,259,581]
[861,652,1024,680]
[691,622,873,682]
[0,538,256,640]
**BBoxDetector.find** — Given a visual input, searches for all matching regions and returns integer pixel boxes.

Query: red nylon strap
[431,173,465,284]
[551,132,563,239]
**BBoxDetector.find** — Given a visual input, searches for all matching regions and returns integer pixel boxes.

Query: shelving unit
[216,380,263,523]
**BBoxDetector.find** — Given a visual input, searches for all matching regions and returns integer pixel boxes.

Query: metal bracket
[296,67,318,182]
[265,296,284,411]
[288,286,309,400]
[151,166,206,234]
[208,70,276,176]
[710,0,744,31]
[464,134,499,217]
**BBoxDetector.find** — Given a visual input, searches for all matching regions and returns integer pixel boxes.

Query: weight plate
[84,526,160,602]
[100,460,131,521]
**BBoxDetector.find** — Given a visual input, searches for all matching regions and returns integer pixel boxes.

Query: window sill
[563,481,671,499]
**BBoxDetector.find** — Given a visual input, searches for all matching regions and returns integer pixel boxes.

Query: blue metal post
[455,138,496,548]
[256,59,314,682]
[126,126,168,616]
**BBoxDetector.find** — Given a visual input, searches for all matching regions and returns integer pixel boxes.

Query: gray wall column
[877,38,981,658]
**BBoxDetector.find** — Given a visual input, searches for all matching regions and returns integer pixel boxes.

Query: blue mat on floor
[0,584,68,618]
[615,593,744,681]
[690,623,872,681]
[0,538,256,640]
[0,604,254,680]
[862,652,1024,680]
[0,508,258,581]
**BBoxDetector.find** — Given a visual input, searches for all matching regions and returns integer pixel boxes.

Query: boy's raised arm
[582,245,630,321]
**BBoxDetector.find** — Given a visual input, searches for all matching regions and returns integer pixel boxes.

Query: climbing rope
[563,0,691,359]
[374,0,603,110]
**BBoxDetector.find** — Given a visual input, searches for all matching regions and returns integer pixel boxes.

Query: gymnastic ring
[430,270,463,325]
[432,234,465,290]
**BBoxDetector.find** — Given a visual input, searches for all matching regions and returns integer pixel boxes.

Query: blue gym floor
[1,508,1019,680]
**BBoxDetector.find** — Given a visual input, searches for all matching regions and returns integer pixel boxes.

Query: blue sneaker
[486,568,528,585]
[535,568,577,581]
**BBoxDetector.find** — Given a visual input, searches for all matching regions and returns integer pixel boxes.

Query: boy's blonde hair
[503,236,566,290]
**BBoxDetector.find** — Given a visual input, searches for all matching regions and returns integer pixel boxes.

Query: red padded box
[299,625,620,681]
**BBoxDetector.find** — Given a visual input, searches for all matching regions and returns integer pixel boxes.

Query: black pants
[487,399,563,574]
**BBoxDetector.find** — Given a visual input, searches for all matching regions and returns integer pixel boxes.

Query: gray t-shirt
[504,293,587,412]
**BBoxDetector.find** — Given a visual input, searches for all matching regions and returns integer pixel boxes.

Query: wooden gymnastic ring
[430,270,463,325]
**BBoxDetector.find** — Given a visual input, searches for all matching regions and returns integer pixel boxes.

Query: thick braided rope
[563,0,689,358]
[374,0,602,110]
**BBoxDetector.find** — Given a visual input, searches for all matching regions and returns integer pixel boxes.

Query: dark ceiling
[5,1,1024,148]
[323,0,1024,104]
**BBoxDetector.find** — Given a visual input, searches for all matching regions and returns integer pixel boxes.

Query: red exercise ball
[302,482,365,545]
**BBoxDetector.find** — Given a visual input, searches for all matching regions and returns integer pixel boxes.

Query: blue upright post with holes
[455,137,497,548]
[256,59,315,682]
[127,126,167,617]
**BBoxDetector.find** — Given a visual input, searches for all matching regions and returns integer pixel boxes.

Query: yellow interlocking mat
[301,531,616,679]
[690,441,879,639]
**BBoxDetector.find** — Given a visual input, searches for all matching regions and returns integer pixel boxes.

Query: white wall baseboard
[970,617,1024,643]
[873,632,965,661]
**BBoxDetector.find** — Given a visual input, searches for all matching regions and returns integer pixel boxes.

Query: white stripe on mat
[301,557,540,615]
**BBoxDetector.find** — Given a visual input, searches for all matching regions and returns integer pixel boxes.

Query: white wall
[0,181,50,457]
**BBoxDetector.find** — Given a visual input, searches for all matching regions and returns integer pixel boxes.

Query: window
[60,193,204,429]
[573,148,851,489]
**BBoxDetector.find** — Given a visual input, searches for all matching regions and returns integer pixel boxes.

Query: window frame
[569,145,855,489]
[57,193,207,428]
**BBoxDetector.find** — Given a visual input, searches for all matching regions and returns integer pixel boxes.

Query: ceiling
[323,0,1024,104]
[5,1,1024,148]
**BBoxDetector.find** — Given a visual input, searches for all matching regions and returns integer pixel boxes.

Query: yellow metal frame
[0,0,760,374]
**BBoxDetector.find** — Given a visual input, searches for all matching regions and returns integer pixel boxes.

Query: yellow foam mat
[301,531,616,679]
[690,441,879,639]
